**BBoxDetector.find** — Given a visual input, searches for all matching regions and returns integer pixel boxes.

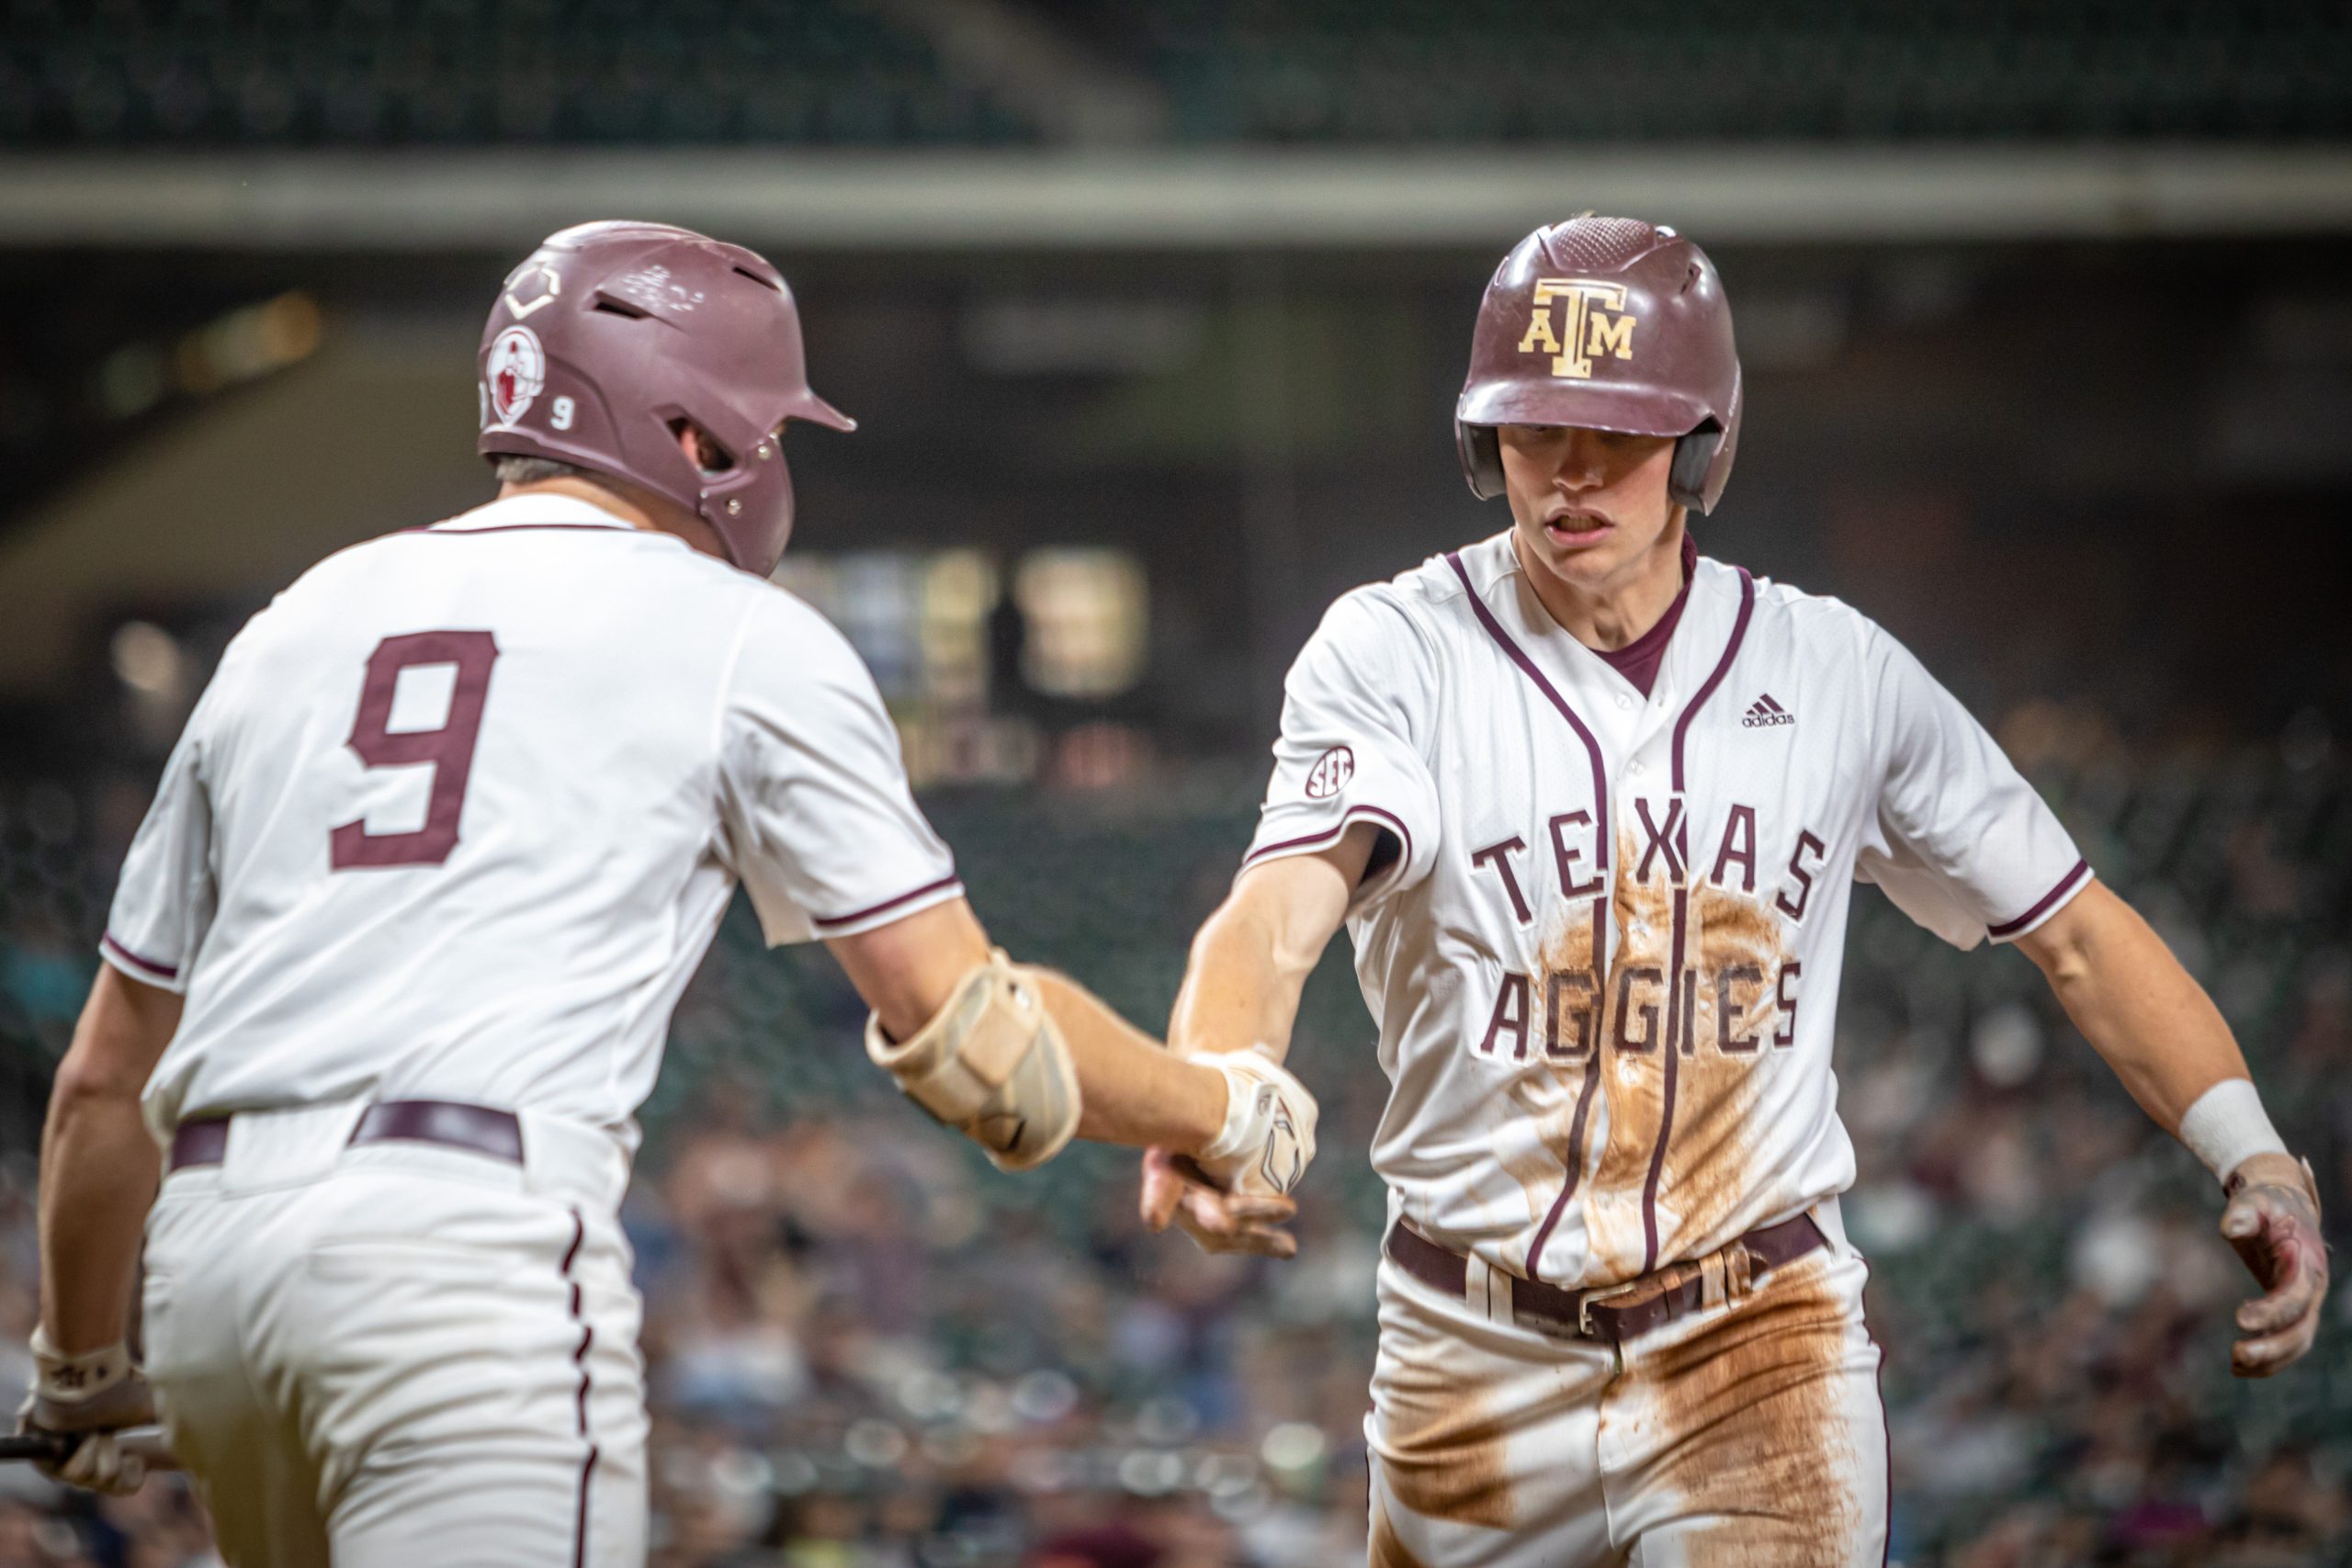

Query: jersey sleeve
[1242,588,1442,912]
[718,594,961,946]
[101,702,220,993]
[1855,624,2089,949]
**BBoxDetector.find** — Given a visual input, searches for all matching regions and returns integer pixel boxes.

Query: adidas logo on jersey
[1742,694,1794,728]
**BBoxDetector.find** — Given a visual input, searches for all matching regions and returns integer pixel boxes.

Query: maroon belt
[168,1100,525,1173]
[1385,1212,1826,1345]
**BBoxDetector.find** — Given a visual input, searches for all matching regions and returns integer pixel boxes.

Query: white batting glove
[1185,1047,1318,1199]
[21,1325,155,1495]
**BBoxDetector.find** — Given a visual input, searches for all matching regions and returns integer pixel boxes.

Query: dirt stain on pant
[1368,1497,1431,1568]
[1622,1259,1863,1565]
[1374,1341,1517,1531]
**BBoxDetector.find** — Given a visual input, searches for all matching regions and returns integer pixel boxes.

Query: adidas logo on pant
[1742,694,1794,728]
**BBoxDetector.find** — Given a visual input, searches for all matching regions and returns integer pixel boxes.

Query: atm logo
[1518,279,1636,379]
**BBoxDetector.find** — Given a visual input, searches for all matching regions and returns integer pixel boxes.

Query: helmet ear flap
[1669,426,1722,513]
[1463,418,1726,513]
[1456,421,1505,500]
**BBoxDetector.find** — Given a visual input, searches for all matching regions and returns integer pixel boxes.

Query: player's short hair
[491,455,598,487]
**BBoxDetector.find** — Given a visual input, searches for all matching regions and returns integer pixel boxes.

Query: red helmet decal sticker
[1305,745,1355,800]
[484,325,546,429]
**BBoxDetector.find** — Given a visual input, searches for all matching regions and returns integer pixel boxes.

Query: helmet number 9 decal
[549,395,575,431]
[330,631,501,871]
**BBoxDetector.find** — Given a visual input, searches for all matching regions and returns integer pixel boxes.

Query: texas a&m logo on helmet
[1517,278,1637,381]
[483,325,547,429]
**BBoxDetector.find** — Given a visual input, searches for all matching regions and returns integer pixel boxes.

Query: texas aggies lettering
[1464,804,1819,1060]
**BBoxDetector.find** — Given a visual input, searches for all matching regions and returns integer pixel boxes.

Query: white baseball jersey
[105,491,959,1151]
[1247,528,2087,1290]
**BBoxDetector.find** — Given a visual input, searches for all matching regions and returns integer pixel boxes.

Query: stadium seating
[7,0,2347,149]
[1055,0,2352,144]
[0,0,1037,147]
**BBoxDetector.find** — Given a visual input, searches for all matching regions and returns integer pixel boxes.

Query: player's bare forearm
[1028,970,1224,1152]
[2015,880,2252,1134]
[2019,878,2325,1373]
[39,965,180,1355]
[1167,827,1371,1065]
[1138,830,1367,1254]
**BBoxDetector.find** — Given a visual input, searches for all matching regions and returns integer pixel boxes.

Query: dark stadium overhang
[1,147,2348,252]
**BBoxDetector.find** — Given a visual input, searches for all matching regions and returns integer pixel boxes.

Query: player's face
[1498,423,1681,592]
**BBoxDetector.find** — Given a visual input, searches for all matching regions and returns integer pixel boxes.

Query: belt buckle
[1577,1279,1642,1337]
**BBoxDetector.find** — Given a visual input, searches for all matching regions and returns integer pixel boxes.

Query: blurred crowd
[0,722,2346,1566]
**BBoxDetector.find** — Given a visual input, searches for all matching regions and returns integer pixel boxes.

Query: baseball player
[25,221,1313,1565]
[1141,216,2328,1566]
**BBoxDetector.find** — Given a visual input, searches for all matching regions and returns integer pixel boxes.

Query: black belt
[168,1100,525,1172]
[1385,1211,1827,1345]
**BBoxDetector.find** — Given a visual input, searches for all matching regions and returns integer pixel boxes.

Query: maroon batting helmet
[1455,216,1741,514]
[476,220,854,576]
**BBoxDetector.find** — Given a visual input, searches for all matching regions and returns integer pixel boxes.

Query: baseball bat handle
[0,1427,176,1469]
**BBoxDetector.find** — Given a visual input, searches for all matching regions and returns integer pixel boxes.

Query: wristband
[2177,1078,2289,1186]
[29,1325,134,1404]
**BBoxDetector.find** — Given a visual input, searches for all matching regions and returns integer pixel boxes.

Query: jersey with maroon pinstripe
[1244,528,2086,1288]
[104,491,957,1148]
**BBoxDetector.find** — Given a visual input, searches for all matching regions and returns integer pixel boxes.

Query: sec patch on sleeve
[1305,745,1355,799]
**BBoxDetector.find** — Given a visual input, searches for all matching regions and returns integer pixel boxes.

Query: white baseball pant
[138,1100,649,1567]
[1366,1208,1888,1568]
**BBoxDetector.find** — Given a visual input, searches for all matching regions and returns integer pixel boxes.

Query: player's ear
[664,417,732,477]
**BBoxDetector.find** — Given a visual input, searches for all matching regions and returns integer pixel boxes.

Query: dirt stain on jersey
[1580,827,1674,1194]
[1500,1078,1575,1232]
[1577,824,1675,1275]
[1503,905,1605,1235]
[1624,1258,1863,1564]
[1660,879,1795,1255]
[1374,1340,1516,1530]
[1520,826,1798,1280]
